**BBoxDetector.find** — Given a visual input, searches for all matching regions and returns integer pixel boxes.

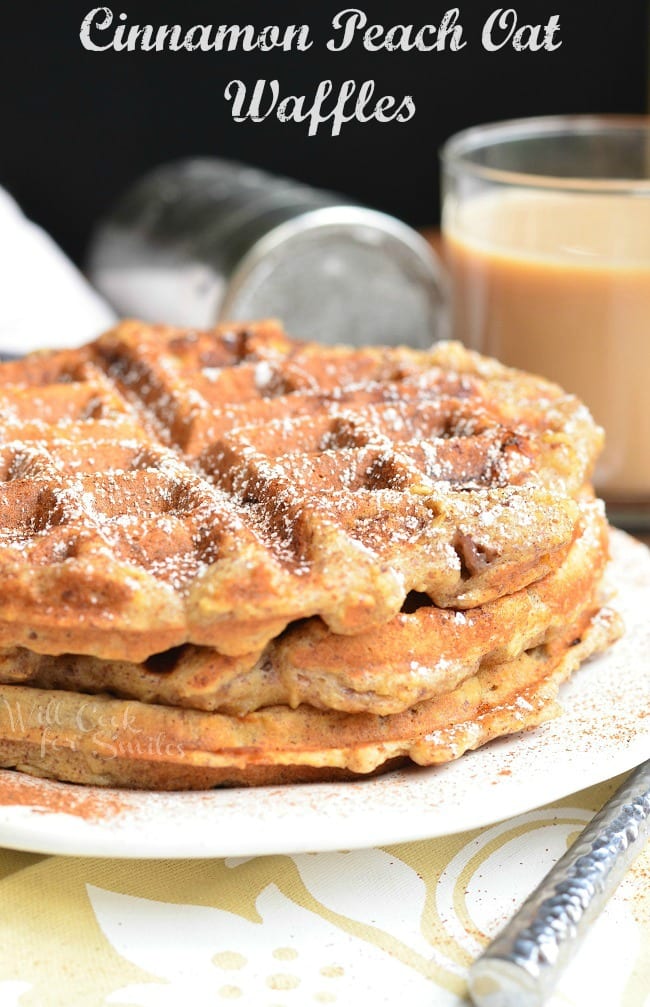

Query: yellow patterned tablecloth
[0,775,647,1007]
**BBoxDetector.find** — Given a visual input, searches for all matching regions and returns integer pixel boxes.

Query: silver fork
[468,758,650,1007]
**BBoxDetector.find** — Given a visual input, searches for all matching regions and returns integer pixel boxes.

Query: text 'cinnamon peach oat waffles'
[0,320,622,788]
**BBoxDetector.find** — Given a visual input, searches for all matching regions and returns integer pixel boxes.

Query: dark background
[0,1,647,264]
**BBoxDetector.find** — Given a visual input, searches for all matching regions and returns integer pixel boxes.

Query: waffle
[0,320,619,789]
[0,604,620,789]
[0,496,609,716]
[0,320,600,662]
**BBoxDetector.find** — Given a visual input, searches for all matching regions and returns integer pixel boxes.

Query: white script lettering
[482,9,561,52]
[327,7,466,52]
[224,79,416,137]
[79,8,313,53]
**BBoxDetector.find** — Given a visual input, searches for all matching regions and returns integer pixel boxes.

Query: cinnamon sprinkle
[0,769,126,821]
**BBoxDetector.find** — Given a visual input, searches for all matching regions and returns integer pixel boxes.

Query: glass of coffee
[441,115,650,531]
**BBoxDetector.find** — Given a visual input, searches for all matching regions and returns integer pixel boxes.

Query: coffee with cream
[445,190,650,501]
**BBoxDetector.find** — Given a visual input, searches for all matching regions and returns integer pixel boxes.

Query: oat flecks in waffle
[0,604,622,789]
[0,320,600,662]
[0,496,611,717]
[0,320,621,790]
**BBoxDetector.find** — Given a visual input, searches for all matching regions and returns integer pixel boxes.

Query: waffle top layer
[0,320,602,661]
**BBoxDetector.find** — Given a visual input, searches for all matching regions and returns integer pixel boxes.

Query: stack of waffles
[0,321,621,788]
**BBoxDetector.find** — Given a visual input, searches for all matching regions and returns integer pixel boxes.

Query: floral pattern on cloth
[0,776,647,1007]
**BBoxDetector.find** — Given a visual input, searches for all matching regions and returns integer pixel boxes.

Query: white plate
[0,529,647,859]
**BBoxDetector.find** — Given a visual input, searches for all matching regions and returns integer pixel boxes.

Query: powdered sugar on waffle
[0,322,604,658]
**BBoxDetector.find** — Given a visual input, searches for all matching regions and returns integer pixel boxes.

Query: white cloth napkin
[0,188,115,354]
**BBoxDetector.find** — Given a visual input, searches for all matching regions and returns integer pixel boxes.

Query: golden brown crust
[0,605,621,789]
[0,320,619,791]
[0,497,609,716]
[0,320,601,661]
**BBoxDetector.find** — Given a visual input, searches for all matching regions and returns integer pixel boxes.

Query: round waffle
[0,496,609,716]
[0,603,621,789]
[0,320,601,662]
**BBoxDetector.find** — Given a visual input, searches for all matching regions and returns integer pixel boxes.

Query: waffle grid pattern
[0,321,601,662]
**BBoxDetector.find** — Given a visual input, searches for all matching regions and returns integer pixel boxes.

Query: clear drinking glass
[440,116,650,530]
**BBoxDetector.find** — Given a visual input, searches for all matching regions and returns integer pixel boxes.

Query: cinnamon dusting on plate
[0,770,126,821]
